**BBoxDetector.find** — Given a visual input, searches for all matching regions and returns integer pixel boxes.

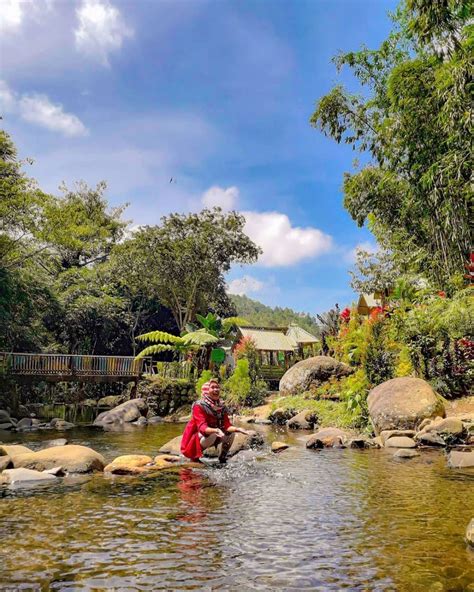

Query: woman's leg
[218,432,235,463]
[200,433,218,451]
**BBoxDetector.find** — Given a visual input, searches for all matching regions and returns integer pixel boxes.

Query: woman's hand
[215,428,225,438]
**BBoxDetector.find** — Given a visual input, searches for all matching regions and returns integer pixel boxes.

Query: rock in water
[287,410,317,430]
[415,432,446,446]
[306,427,348,449]
[271,441,289,453]
[466,519,474,547]
[447,450,474,469]
[0,455,13,471]
[104,454,154,474]
[50,418,75,430]
[385,436,417,449]
[268,408,295,425]
[393,449,420,459]
[94,398,148,427]
[367,377,445,434]
[280,356,353,396]
[0,445,34,463]
[159,435,183,456]
[12,444,105,473]
[1,467,57,484]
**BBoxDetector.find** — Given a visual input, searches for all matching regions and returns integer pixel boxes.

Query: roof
[286,323,319,345]
[238,326,296,351]
[358,293,382,308]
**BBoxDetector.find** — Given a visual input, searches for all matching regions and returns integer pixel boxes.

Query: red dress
[180,402,232,460]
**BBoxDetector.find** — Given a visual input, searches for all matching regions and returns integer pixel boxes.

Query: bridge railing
[0,352,148,378]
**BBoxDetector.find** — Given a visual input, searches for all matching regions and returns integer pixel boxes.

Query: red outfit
[180,402,232,460]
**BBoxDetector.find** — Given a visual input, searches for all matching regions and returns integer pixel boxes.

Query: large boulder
[367,377,445,434]
[93,398,148,427]
[159,435,183,456]
[0,456,13,471]
[0,444,34,463]
[279,356,353,396]
[159,430,265,459]
[287,410,317,430]
[12,444,105,473]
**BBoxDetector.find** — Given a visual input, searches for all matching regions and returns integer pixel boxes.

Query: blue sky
[0,0,397,315]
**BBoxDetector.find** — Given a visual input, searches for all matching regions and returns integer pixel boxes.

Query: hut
[356,293,383,317]
[286,323,319,357]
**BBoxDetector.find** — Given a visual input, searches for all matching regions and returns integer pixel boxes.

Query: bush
[195,369,213,396]
[270,395,359,429]
[223,359,251,407]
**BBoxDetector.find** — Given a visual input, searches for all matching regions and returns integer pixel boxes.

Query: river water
[0,423,473,591]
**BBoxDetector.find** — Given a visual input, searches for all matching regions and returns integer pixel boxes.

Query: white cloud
[0,0,23,32]
[201,185,239,211]
[0,80,88,137]
[228,275,265,296]
[75,0,133,66]
[243,211,333,267]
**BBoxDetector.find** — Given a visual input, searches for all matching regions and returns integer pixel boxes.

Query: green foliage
[271,395,359,429]
[231,294,320,337]
[364,319,395,386]
[196,370,213,396]
[223,359,252,407]
[311,2,472,288]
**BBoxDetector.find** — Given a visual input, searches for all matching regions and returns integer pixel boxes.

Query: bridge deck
[0,352,149,383]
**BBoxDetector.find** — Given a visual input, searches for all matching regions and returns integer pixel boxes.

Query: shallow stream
[0,424,473,591]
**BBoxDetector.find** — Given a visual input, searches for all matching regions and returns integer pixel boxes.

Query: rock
[423,417,464,437]
[94,398,148,427]
[159,435,183,456]
[348,437,374,449]
[13,444,105,473]
[41,438,68,448]
[16,405,30,419]
[43,466,65,476]
[271,441,289,453]
[279,356,353,396]
[415,432,446,446]
[254,418,272,425]
[50,419,75,430]
[16,417,33,429]
[367,377,445,434]
[380,429,416,445]
[0,444,34,462]
[385,436,417,448]
[286,409,317,430]
[132,417,148,426]
[268,408,295,425]
[372,437,383,448]
[0,410,12,423]
[82,399,98,407]
[447,450,474,469]
[0,423,14,431]
[394,449,420,459]
[206,430,265,458]
[104,454,153,474]
[97,395,126,408]
[0,455,13,471]
[147,416,165,424]
[1,467,57,484]
[178,415,191,422]
[306,427,348,449]
[466,519,474,547]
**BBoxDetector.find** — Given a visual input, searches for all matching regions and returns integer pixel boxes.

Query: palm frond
[136,330,183,344]
[135,344,177,358]
[181,331,219,345]
[222,316,249,331]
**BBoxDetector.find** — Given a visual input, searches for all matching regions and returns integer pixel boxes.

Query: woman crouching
[180,379,249,464]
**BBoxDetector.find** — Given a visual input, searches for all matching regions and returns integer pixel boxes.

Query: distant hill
[231,294,320,337]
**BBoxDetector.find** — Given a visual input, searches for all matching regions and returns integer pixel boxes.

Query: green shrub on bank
[270,395,359,429]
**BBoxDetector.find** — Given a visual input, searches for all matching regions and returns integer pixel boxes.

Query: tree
[349,248,399,295]
[125,208,261,332]
[311,0,472,288]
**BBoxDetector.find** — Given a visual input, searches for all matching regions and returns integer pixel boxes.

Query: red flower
[368,306,384,323]
[437,291,446,298]
[340,307,351,323]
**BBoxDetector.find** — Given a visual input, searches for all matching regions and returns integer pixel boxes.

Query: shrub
[223,359,251,407]
[195,369,213,396]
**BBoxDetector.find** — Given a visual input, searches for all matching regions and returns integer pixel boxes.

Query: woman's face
[208,382,220,399]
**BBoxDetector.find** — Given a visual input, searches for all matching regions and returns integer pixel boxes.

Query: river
[1,424,473,591]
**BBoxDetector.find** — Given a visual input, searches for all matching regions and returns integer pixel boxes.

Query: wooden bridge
[0,352,151,383]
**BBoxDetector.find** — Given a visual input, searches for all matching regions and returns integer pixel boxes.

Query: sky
[0,0,398,315]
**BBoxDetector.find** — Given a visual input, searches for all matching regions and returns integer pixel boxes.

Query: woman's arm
[226,425,250,435]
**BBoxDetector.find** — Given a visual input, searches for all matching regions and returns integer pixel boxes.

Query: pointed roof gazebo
[286,323,319,347]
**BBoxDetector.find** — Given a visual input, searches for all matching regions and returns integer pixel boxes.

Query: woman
[181,379,249,464]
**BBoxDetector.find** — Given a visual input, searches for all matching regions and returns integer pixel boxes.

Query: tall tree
[311,0,472,288]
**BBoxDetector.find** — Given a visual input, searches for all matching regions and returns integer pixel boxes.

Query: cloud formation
[243,211,333,267]
[0,0,23,32]
[227,275,264,296]
[75,0,133,66]
[0,80,88,137]
[201,185,239,211]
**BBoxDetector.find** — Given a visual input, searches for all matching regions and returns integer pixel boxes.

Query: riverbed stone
[271,441,289,453]
[415,432,446,446]
[279,356,353,396]
[385,436,417,448]
[393,449,420,459]
[50,419,75,430]
[447,450,474,469]
[286,409,317,430]
[0,410,12,423]
[97,395,126,408]
[0,423,14,430]
[41,438,68,448]
[367,377,445,434]
[348,437,373,449]
[1,467,57,484]
[269,408,295,425]
[16,418,33,429]
[94,398,148,427]
[206,430,265,458]
[380,429,416,445]
[159,435,183,456]
[466,519,474,547]
[423,417,464,437]
[0,455,12,471]
[104,454,153,474]
[13,444,105,473]
[147,416,165,424]
[132,417,148,426]
[306,427,348,449]
[0,444,34,462]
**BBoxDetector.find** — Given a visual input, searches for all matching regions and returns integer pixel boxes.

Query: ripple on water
[1,425,473,591]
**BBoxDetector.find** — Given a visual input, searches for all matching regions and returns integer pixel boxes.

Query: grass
[270,394,361,429]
